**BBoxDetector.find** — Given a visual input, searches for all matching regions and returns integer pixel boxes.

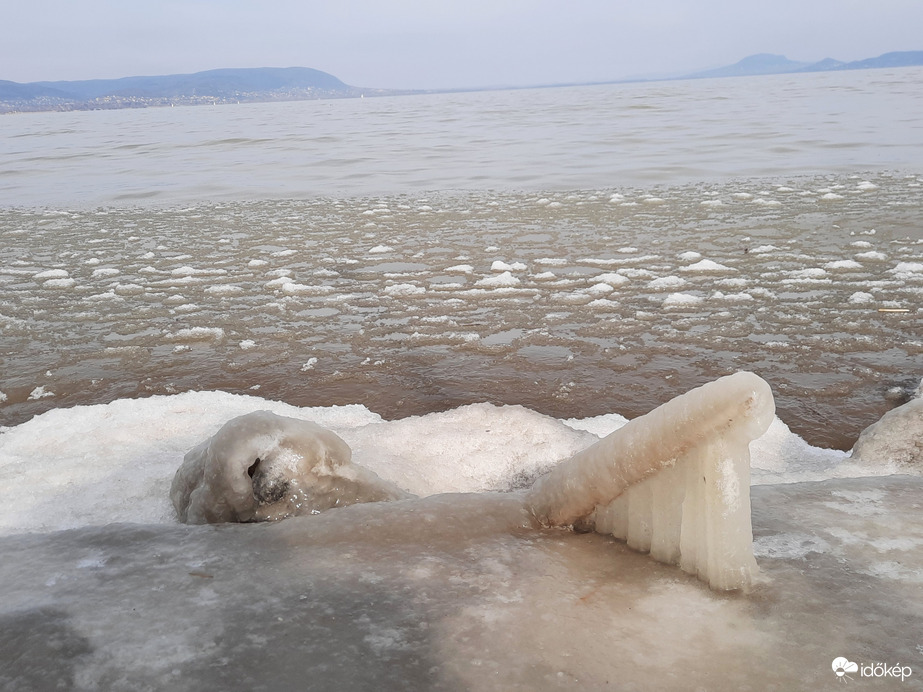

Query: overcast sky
[4,1,922,89]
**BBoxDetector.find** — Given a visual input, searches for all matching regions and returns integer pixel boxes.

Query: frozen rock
[850,397,923,471]
[171,411,411,524]
[527,372,775,590]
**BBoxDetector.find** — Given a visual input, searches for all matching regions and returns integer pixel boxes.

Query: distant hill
[3,50,923,113]
[0,67,399,113]
[688,54,811,79]
[686,50,923,79]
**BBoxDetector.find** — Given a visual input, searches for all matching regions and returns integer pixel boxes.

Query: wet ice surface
[2,173,922,449]
[1,478,921,691]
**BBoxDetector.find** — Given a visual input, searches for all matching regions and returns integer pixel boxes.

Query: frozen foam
[475,271,520,287]
[681,259,734,272]
[663,292,703,307]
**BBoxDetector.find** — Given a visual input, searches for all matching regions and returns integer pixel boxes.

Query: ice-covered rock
[527,372,775,590]
[171,411,411,524]
[850,397,923,471]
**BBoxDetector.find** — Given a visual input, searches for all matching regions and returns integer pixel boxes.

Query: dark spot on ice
[251,467,289,504]
[247,458,260,479]
[572,516,596,533]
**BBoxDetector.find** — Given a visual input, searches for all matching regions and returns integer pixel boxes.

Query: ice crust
[528,372,774,590]
[171,411,411,523]
[2,476,921,691]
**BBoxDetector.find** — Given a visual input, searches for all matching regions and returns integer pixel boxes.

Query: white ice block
[527,371,775,589]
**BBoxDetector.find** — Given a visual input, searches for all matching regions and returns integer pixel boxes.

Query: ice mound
[527,372,775,590]
[850,397,923,471]
[172,375,774,587]
[171,411,411,524]
[347,402,598,496]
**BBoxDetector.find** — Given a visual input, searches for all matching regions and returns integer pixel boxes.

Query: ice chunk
[27,386,54,400]
[527,372,775,590]
[662,292,703,307]
[680,259,735,272]
[850,397,923,471]
[33,269,70,280]
[848,291,874,304]
[648,275,686,290]
[475,271,520,287]
[171,411,411,524]
[491,260,526,272]
[383,283,425,296]
[823,259,862,270]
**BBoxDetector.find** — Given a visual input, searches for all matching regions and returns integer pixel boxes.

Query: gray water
[3,68,923,207]
[1,68,922,448]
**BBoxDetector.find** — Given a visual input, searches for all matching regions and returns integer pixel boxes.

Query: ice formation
[527,371,775,590]
[171,375,775,588]
[850,396,923,470]
[171,411,411,524]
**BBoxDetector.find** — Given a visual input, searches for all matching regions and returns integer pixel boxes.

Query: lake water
[1,67,922,448]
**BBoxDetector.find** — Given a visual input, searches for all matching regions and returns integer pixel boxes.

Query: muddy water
[2,174,920,449]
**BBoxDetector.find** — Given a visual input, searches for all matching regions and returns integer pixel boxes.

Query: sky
[3,0,922,89]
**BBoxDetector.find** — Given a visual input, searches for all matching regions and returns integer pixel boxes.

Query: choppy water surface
[2,173,920,448]
[3,68,923,206]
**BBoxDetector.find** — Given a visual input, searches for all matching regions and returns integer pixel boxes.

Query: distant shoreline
[2,50,921,114]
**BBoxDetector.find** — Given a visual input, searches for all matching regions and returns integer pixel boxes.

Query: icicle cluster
[527,371,775,590]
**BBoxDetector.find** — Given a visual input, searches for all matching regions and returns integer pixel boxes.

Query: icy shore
[0,386,920,689]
